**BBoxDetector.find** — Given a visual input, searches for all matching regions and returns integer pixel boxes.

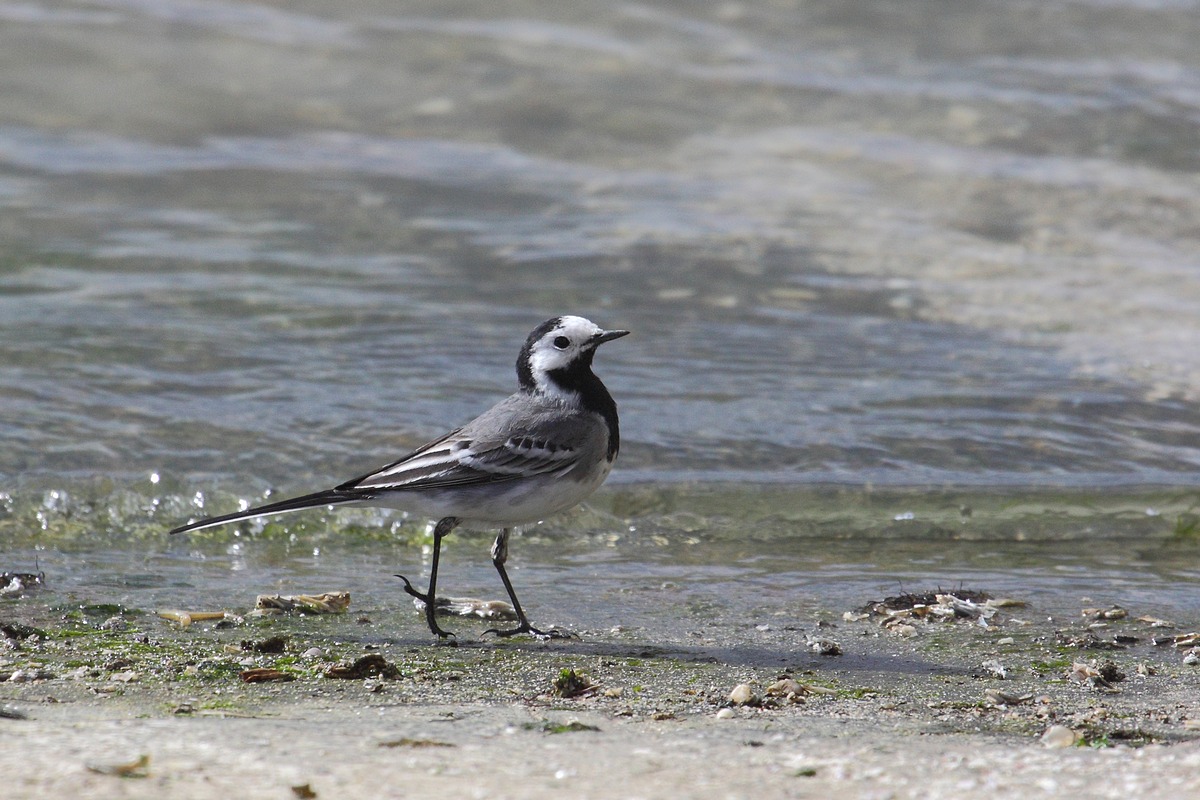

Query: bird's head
[517,316,628,395]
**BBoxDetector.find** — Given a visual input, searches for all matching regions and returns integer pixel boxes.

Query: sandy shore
[6,701,1200,800]
[3,587,1200,799]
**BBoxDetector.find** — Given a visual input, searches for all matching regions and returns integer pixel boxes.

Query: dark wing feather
[340,429,581,493]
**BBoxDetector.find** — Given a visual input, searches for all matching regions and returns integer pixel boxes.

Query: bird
[169,315,628,640]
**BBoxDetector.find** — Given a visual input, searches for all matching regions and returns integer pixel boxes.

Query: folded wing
[340,429,582,492]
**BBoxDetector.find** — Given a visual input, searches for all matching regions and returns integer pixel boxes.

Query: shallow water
[2,2,1200,628]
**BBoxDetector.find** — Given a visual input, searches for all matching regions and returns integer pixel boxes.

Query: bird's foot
[394,573,430,603]
[394,574,456,640]
[483,622,576,641]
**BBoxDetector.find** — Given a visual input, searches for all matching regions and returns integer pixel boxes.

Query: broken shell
[984,689,1033,706]
[935,594,997,621]
[0,570,45,599]
[238,668,295,683]
[1069,662,1099,682]
[1069,661,1120,692]
[433,596,517,620]
[762,679,809,705]
[806,637,842,656]
[980,659,1007,680]
[86,754,151,778]
[1082,605,1127,621]
[252,592,350,616]
[765,678,805,697]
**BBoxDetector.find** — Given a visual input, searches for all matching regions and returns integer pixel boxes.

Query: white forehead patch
[551,316,602,343]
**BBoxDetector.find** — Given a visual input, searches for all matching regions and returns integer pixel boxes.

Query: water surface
[2,1,1199,627]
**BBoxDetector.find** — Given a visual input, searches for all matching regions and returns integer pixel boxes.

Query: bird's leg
[396,516,459,639]
[483,528,573,640]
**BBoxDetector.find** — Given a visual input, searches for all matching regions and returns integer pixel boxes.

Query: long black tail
[168,488,369,535]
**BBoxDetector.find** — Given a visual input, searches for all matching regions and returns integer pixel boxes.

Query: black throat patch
[545,354,621,461]
[515,318,620,461]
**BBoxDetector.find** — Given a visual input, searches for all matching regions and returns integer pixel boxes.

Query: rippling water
[2,1,1199,623]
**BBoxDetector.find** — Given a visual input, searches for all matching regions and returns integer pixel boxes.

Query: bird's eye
[553,336,571,350]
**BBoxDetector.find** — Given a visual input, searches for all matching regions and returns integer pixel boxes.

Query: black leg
[395,516,459,639]
[483,528,573,640]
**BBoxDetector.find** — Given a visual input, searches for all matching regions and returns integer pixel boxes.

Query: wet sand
[3,588,1199,799]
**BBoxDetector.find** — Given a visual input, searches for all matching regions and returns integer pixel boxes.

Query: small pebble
[715,708,735,720]
[1041,725,1079,748]
[727,683,756,706]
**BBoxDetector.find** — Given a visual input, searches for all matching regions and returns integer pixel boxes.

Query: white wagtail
[170,316,628,640]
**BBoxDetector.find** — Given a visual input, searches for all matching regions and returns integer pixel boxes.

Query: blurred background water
[2,1,1199,631]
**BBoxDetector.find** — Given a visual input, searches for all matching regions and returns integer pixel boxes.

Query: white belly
[369,462,613,527]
